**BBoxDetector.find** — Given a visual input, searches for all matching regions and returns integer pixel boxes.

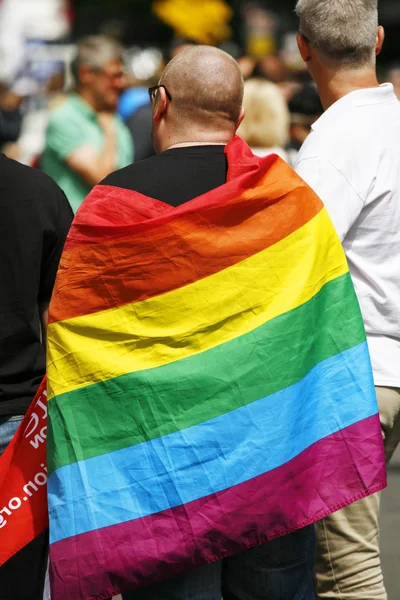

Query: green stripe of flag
[47,273,364,474]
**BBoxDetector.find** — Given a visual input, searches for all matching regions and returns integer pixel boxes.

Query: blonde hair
[238,79,289,149]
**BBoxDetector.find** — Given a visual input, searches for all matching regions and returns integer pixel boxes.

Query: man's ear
[297,34,312,64]
[152,87,170,122]
[376,26,385,56]
[236,106,245,131]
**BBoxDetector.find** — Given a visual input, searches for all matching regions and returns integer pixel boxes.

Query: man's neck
[76,88,100,113]
[159,129,234,154]
[164,140,229,152]
[316,68,380,111]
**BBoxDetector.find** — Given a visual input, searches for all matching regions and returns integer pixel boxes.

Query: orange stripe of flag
[50,161,323,324]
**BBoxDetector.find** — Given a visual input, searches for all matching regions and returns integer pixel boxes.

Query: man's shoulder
[47,95,88,129]
[297,92,400,165]
[296,110,375,175]
[0,154,54,187]
[0,154,67,206]
[296,118,347,160]
[101,154,159,190]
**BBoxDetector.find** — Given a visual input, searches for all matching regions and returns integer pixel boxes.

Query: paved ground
[114,447,400,600]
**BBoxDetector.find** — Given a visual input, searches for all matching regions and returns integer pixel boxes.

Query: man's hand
[66,113,118,187]
[39,302,49,350]
[97,112,116,136]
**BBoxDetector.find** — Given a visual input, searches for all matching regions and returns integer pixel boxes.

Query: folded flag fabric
[46,136,386,600]
[0,378,48,567]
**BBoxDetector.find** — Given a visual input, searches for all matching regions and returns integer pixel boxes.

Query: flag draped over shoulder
[46,136,386,600]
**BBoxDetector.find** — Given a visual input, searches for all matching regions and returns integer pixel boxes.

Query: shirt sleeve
[38,180,73,303]
[295,156,364,242]
[46,110,89,161]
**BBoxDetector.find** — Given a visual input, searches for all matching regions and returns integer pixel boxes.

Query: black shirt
[0,156,73,416]
[102,145,228,207]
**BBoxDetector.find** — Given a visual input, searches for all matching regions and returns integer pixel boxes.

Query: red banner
[0,378,49,567]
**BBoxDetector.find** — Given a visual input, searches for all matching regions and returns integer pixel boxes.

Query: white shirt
[295,83,400,387]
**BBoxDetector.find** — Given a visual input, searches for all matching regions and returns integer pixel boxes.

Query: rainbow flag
[47,137,386,600]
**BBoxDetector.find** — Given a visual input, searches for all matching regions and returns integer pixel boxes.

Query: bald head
[160,46,244,128]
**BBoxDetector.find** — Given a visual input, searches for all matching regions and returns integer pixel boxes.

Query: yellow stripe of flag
[47,208,347,400]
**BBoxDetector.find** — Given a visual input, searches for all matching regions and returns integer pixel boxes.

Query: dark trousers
[122,524,316,600]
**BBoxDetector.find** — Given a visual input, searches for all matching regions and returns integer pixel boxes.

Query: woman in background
[238,78,290,162]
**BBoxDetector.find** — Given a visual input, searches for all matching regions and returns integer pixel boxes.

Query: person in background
[387,62,400,99]
[168,37,199,60]
[0,0,70,87]
[237,78,290,160]
[286,83,323,166]
[0,157,72,598]
[125,102,153,162]
[295,0,400,598]
[0,84,23,149]
[41,35,133,213]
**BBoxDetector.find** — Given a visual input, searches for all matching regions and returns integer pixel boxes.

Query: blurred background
[1,0,399,168]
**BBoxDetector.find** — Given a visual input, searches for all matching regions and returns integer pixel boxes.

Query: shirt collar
[312,83,397,132]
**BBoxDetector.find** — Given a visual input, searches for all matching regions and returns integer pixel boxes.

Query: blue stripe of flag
[48,342,376,544]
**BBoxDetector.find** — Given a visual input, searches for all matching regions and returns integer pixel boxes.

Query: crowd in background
[0,0,399,215]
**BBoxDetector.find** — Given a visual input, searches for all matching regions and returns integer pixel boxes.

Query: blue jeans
[0,415,23,456]
[123,524,316,600]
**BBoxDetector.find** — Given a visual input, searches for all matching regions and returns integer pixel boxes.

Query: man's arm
[66,113,118,186]
[39,301,49,349]
[295,156,365,242]
[38,182,73,339]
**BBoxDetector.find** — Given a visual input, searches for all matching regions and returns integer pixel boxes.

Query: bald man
[103,46,244,204]
[102,46,316,600]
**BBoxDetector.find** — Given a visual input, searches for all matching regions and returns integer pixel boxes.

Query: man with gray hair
[295,1,400,598]
[41,35,133,213]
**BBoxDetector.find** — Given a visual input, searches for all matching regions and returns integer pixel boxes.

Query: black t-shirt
[0,155,73,416]
[102,145,228,207]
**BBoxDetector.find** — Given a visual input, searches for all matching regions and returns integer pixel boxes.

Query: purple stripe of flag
[50,415,386,600]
